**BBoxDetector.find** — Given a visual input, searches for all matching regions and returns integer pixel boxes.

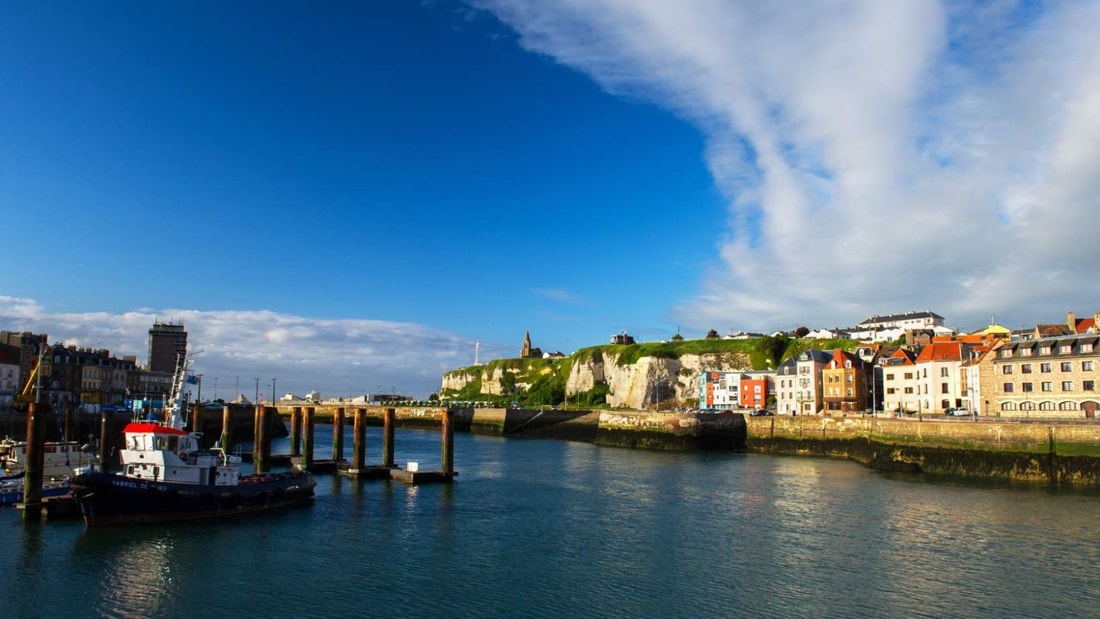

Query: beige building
[987,334,1100,418]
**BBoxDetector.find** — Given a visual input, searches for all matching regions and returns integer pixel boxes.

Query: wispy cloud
[475,0,1100,331]
[0,297,497,399]
[531,287,582,303]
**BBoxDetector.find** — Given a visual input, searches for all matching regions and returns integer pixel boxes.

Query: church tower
[521,330,532,358]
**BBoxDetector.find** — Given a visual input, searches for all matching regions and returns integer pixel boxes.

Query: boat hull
[0,475,71,505]
[69,470,316,526]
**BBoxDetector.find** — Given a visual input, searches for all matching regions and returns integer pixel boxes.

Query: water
[3,426,1100,618]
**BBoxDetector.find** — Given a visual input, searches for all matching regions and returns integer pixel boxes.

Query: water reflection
[77,529,181,617]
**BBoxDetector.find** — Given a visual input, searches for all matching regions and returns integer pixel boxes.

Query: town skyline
[3,2,1099,397]
[1,300,1091,400]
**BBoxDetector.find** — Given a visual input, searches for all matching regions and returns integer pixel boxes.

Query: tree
[795,326,810,338]
[705,329,719,339]
[500,372,517,395]
[755,334,791,368]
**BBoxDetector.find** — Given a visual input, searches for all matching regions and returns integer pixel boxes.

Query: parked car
[750,409,774,416]
[946,408,972,416]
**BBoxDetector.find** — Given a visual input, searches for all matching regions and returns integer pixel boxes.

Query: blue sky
[3,1,1099,399]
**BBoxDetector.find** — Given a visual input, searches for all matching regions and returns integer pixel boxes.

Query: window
[1020,348,1032,356]
[904,387,914,394]
[1040,401,1056,411]
[1003,383,1014,393]
[1083,343,1094,353]
[1084,361,1094,371]
[1003,365,1014,375]
[940,367,949,377]
[1060,401,1078,411]
[941,383,949,394]
[1062,381,1074,391]
[1022,382,1034,392]
[904,372,914,380]
[1041,363,1052,373]
[1021,364,1032,374]
[886,388,896,395]
[1061,345,1073,354]
[1061,362,1073,372]
[1001,350,1014,358]
[1042,382,1053,392]
[1039,346,1052,355]
[846,375,853,383]
[1084,381,1095,391]
[886,373,895,381]
[846,388,853,397]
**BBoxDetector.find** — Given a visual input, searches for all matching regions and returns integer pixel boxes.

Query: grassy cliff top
[444,336,863,377]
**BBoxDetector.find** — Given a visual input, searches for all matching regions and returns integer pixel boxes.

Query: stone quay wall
[746,415,1100,485]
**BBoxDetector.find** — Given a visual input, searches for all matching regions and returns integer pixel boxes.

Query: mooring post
[21,402,49,519]
[303,406,315,469]
[220,404,233,450]
[99,411,111,471]
[63,404,73,442]
[351,408,366,471]
[333,407,345,462]
[290,406,302,458]
[253,405,270,474]
[192,403,204,436]
[383,407,396,468]
[442,407,454,476]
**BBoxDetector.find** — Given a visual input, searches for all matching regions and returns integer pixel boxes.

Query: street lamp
[254,377,260,403]
[271,377,277,404]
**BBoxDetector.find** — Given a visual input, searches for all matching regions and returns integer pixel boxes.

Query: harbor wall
[746,416,1100,485]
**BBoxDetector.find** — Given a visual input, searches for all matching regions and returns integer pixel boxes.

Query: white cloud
[475,0,1100,331]
[0,299,496,399]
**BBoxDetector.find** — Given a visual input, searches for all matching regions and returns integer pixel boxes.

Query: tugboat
[69,357,315,526]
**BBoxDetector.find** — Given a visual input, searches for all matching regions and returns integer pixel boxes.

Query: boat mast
[165,353,190,430]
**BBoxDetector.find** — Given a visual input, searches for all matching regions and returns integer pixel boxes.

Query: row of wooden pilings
[204,405,456,481]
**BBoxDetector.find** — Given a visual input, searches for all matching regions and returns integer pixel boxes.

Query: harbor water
[3,425,1099,618]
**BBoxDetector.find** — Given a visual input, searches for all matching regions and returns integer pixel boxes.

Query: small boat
[69,356,315,526]
[0,437,96,506]
[0,472,72,505]
[0,437,96,478]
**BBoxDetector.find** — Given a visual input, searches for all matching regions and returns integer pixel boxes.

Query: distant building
[699,371,742,410]
[774,358,798,415]
[610,331,635,345]
[520,331,542,359]
[148,320,187,373]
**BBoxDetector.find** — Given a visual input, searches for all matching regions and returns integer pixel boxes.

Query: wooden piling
[20,402,49,519]
[442,408,454,476]
[192,403,205,435]
[99,412,111,471]
[383,407,396,468]
[220,404,233,450]
[303,407,315,469]
[333,407,345,462]
[63,405,73,443]
[290,406,302,458]
[351,408,366,471]
[253,405,271,474]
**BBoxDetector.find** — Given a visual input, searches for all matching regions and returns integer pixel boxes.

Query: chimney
[1067,311,1076,332]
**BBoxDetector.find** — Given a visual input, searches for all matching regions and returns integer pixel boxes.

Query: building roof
[915,341,964,363]
[858,310,944,326]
